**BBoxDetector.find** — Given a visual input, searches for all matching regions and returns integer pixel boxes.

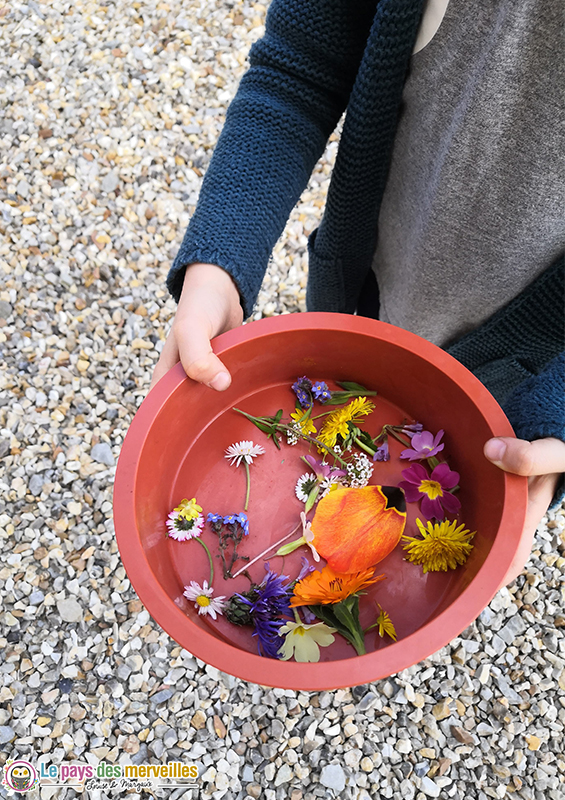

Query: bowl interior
[128,321,514,672]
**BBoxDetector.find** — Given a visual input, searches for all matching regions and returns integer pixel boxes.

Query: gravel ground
[1,1,564,799]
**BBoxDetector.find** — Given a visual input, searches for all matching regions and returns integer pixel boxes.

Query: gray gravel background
[1,1,564,799]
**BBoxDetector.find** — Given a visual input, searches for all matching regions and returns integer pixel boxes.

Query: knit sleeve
[502,354,565,510]
[167,0,377,316]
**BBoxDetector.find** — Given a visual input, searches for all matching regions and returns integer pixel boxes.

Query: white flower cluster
[286,423,301,446]
[346,453,374,488]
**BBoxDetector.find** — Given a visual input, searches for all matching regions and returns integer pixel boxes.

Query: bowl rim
[114,312,527,689]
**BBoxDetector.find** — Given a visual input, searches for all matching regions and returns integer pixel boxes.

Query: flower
[401,422,424,438]
[292,376,313,409]
[402,518,475,572]
[276,512,320,561]
[174,497,203,519]
[290,565,384,607]
[310,485,406,572]
[398,462,461,520]
[290,409,317,436]
[286,423,300,446]
[166,509,204,541]
[295,473,317,503]
[319,473,346,497]
[312,381,331,404]
[235,567,292,658]
[346,452,374,488]
[373,440,390,462]
[400,429,445,461]
[224,440,265,467]
[183,580,226,620]
[375,605,397,641]
[318,397,375,449]
[278,621,336,662]
[303,454,346,482]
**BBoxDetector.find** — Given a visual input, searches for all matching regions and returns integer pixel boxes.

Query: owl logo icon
[2,759,39,793]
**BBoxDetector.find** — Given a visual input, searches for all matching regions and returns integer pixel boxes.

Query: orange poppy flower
[290,565,385,607]
[310,485,406,573]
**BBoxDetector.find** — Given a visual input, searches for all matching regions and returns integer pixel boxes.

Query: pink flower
[400,429,445,461]
[398,462,460,520]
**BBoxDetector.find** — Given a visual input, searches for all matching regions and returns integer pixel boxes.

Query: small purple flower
[223,514,238,525]
[297,556,315,580]
[398,462,461,520]
[303,454,346,481]
[292,376,313,409]
[373,440,390,462]
[236,513,250,535]
[400,429,445,461]
[401,422,424,438]
[312,381,331,404]
[207,513,223,524]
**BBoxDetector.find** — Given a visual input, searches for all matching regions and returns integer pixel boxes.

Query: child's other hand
[150,263,244,391]
[483,436,565,585]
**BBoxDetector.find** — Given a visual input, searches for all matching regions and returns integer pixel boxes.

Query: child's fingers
[484,437,565,476]
[175,311,232,390]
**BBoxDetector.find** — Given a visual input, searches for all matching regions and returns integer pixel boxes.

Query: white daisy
[295,473,317,503]
[224,440,265,467]
[183,580,227,620]
[166,511,204,541]
[319,473,346,498]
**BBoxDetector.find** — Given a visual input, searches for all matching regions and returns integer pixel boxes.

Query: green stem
[243,460,250,511]
[293,608,303,624]
[385,427,413,448]
[354,436,376,457]
[196,538,214,585]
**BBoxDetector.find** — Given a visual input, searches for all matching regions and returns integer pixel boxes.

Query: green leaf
[274,409,283,423]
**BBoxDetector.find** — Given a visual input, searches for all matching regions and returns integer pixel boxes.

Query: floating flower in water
[401,422,424,438]
[373,439,390,462]
[346,452,374,488]
[290,408,317,436]
[278,619,336,662]
[318,397,375,449]
[276,511,320,562]
[374,604,397,641]
[290,564,383,607]
[166,507,204,541]
[398,462,460,520]
[400,429,445,461]
[295,473,317,504]
[310,485,406,572]
[183,580,226,620]
[235,566,293,658]
[225,440,265,511]
[311,381,331,404]
[402,518,475,572]
[292,376,313,409]
[224,440,265,467]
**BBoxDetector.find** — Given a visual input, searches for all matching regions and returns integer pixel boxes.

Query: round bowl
[114,313,527,689]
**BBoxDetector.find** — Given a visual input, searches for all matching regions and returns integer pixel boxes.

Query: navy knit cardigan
[168,0,565,481]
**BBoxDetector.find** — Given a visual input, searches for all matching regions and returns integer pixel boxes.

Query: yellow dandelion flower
[290,409,317,436]
[175,497,203,520]
[402,518,476,573]
[375,604,397,641]
[318,397,375,448]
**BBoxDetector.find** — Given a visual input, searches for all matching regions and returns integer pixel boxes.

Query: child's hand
[484,436,565,585]
[151,263,244,391]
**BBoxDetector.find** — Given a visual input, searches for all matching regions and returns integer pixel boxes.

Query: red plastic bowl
[114,313,527,689]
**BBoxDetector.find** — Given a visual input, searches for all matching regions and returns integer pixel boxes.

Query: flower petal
[420,495,444,520]
[431,462,459,488]
[311,485,406,572]
[441,491,462,514]
[293,633,321,663]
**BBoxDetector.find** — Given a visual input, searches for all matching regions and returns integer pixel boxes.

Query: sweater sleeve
[167,0,377,316]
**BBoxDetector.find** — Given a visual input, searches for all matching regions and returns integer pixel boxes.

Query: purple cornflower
[373,440,390,462]
[292,376,313,409]
[398,462,461,520]
[236,566,292,658]
[400,429,445,461]
[312,381,331,403]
